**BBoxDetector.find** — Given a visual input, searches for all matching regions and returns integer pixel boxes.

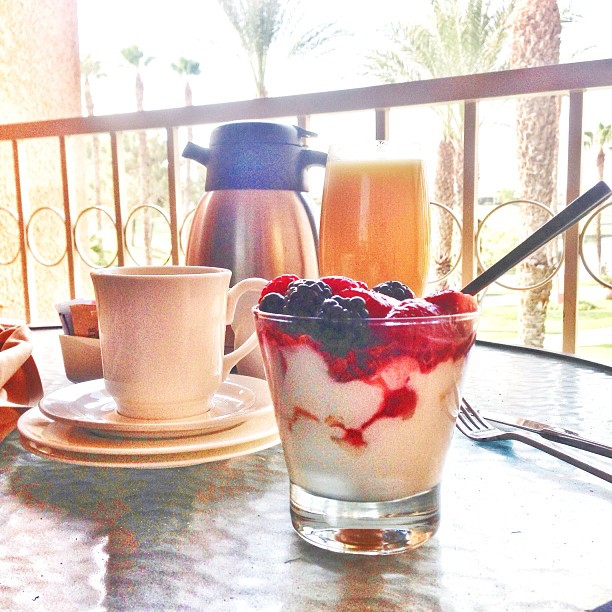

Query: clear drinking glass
[318,141,431,296]
[254,307,479,555]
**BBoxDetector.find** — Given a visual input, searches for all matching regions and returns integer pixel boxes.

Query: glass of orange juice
[318,142,431,296]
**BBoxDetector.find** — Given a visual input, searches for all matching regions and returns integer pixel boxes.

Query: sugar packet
[56,299,99,338]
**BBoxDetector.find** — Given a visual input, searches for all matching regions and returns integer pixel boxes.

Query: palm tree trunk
[454,142,464,217]
[511,0,561,348]
[453,139,464,288]
[596,148,605,271]
[184,81,193,215]
[93,134,101,226]
[135,71,152,264]
[138,131,152,265]
[84,78,103,232]
[433,138,456,287]
[515,94,560,347]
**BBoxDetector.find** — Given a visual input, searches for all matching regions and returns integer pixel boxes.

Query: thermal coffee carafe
[183,121,326,282]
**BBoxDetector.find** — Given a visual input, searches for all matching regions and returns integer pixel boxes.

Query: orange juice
[319,156,430,295]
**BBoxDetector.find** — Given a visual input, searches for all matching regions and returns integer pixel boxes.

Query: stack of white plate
[18,374,279,469]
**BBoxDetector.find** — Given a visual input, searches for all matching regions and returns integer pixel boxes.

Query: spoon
[462,180,612,295]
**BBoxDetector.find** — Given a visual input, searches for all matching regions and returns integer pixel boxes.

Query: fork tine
[456,402,476,434]
[461,398,491,430]
[458,399,480,430]
[455,413,471,436]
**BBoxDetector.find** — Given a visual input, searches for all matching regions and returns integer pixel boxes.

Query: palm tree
[80,57,105,197]
[80,55,106,263]
[171,57,201,107]
[432,114,457,284]
[171,57,201,213]
[217,0,340,98]
[510,0,561,348]
[121,46,154,264]
[121,46,153,112]
[367,0,515,284]
[584,122,612,272]
[81,55,105,115]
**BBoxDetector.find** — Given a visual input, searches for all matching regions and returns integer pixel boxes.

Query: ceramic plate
[18,406,278,457]
[20,433,280,469]
[38,375,267,439]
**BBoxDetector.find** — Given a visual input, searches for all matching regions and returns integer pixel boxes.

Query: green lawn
[477,289,612,366]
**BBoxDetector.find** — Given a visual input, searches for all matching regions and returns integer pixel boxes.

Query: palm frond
[217,0,341,97]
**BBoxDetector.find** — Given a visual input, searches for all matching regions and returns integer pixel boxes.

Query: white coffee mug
[91,266,266,420]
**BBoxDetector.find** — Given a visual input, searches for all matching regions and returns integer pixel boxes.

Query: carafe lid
[183,121,327,191]
[209,122,316,147]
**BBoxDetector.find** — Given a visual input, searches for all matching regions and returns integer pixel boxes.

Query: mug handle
[222,277,268,379]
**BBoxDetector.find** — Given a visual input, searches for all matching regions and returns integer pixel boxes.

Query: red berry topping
[425,290,478,315]
[320,275,368,295]
[338,287,399,318]
[387,298,441,319]
[259,274,300,303]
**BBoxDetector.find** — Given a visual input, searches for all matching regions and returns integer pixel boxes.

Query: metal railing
[1,58,611,354]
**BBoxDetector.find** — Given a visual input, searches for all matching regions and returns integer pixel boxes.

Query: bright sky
[77,0,612,114]
[77,0,431,113]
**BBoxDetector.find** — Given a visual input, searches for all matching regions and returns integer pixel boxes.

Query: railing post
[297,115,310,132]
[110,132,125,266]
[12,140,31,323]
[166,126,180,265]
[375,109,389,140]
[461,101,479,287]
[59,136,76,299]
[562,91,584,354]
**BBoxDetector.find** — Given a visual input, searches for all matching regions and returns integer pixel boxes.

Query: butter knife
[482,411,612,459]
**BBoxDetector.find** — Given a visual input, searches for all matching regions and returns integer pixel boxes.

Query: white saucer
[18,407,278,456]
[20,433,280,469]
[38,375,265,439]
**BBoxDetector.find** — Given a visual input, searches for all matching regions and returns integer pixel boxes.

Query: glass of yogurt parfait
[254,274,479,555]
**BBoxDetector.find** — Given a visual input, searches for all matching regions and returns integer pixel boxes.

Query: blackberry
[283,279,332,317]
[258,292,286,314]
[320,296,369,321]
[373,280,415,301]
[312,296,371,356]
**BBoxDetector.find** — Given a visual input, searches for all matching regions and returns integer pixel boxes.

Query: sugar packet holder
[56,299,102,382]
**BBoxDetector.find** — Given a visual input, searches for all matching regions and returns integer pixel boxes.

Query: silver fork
[457,398,612,484]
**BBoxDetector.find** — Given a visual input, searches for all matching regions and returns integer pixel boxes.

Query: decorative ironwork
[428,200,463,284]
[579,201,612,290]
[179,208,196,257]
[475,199,564,291]
[123,204,172,266]
[0,206,21,265]
[25,206,67,267]
[73,205,118,268]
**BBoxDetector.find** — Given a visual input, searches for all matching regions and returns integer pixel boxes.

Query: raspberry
[319,275,368,295]
[387,299,441,319]
[425,290,478,315]
[259,274,300,303]
[338,287,398,318]
[373,280,415,301]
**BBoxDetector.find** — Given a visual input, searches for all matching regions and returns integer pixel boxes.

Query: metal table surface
[1,330,610,611]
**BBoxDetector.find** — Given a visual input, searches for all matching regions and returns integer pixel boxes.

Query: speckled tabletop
[1,330,610,611]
